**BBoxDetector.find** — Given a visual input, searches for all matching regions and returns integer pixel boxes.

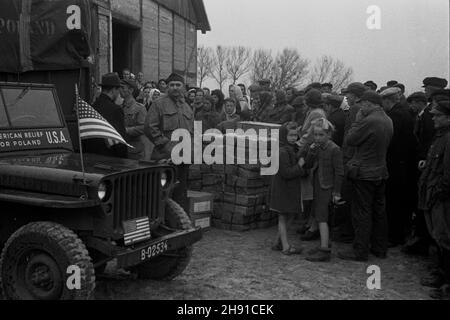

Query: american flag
[77,96,132,148]
[123,217,151,245]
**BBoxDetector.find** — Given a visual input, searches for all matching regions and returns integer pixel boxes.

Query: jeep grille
[111,170,161,230]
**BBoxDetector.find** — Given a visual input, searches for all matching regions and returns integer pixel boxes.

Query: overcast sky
[198,0,450,94]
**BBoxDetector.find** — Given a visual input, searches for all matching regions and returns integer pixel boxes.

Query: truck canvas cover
[0,0,92,73]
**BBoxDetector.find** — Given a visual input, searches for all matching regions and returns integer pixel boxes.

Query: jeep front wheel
[131,199,193,281]
[0,222,95,300]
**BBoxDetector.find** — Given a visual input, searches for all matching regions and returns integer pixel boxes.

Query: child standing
[304,118,344,262]
[271,122,306,255]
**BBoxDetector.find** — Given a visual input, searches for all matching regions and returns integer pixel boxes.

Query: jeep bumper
[115,227,203,268]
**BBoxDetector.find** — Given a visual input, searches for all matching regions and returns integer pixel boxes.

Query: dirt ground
[95,223,433,300]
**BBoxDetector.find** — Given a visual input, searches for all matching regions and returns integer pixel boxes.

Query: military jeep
[0,82,202,300]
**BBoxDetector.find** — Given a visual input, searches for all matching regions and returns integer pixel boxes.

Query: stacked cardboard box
[187,190,215,230]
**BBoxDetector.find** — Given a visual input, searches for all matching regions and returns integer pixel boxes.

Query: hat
[100,73,121,87]
[364,81,378,90]
[166,73,185,84]
[387,80,398,87]
[423,77,448,89]
[258,79,271,85]
[393,83,405,93]
[380,87,401,98]
[321,83,333,89]
[291,96,305,107]
[407,92,427,103]
[430,101,450,116]
[305,89,323,107]
[120,79,137,91]
[325,94,344,108]
[360,90,383,106]
[305,82,322,93]
[343,82,367,97]
[429,89,450,102]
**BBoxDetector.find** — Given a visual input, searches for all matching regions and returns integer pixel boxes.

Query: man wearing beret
[144,73,194,211]
[381,87,418,247]
[418,101,450,299]
[84,73,128,158]
[338,91,393,261]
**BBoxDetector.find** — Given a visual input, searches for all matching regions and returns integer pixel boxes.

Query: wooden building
[95,0,210,86]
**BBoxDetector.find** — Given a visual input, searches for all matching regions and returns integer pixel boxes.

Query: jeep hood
[0,152,164,198]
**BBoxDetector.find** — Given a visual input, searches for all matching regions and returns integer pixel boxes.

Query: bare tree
[197,46,213,88]
[225,46,252,84]
[309,55,354,91]
[210,46,229,91]
[250,49,274,83]
[271,48,309,90]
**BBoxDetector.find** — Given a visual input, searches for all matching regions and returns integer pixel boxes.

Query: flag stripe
[76,96,133,149]
[125,232,151,241]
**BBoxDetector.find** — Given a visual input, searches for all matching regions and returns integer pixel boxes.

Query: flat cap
[381,87,401,98]
[423,77,448,89]
[305,89,323,108]
[360,90,383,106]
[258,79,271,85]
[321,83,333,89]
[325,94,344,108]
[100,73,121,87]
[343,82,367,97]
[430,100,450,116]
[387,80,399,87]
[364,81,378,90]
[407,92,427,103]
[429,89,450,102]
[120,79,137,91]
[166,73,185,84]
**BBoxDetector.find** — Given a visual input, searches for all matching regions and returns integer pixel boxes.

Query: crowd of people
[86,68,450,300]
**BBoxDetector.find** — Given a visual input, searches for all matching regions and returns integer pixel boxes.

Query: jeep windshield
[0,86,63,129]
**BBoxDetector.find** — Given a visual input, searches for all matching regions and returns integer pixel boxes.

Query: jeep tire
[0,222,95,300]
[131,199,193,281]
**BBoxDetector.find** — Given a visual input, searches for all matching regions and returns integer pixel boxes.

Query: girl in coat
[303,118,344,262]
[271,122,306,255]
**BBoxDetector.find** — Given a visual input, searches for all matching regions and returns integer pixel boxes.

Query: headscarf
[311,117,335,133]
[149,89,161,102]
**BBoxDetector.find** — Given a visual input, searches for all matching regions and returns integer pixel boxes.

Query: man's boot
[306,248,332,262]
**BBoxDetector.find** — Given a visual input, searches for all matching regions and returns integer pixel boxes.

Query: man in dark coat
[144,73,194,212]
[324,95,346,147]
[338,91,393,262]
[418,101,450,300]
[84,73,128,158]
[267,90,295,125]
[381,87,418,247]
[403,91,436,256]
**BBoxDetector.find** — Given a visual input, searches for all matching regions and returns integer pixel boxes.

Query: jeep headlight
[160,172,168,188]
[98,182,108,201]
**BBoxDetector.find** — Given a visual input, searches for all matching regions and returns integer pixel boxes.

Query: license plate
[140,241,169,261]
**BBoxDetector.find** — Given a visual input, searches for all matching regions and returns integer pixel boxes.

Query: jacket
[418,127,450,210]
[123,98,149,160]
[345,106,393,181]
[84,93,128,158]
[144,95,194,159]
[304,140,344,195]
[270,144,305,213]
[342,102,362,164]
[414,105,436,161]
[267,103,295,125]
[327,108,346,147]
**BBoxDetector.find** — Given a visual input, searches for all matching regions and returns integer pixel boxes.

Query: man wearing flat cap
[145,72,194,211]
[364,81,378,92]
[338,90,393,261]
[84,73,128,158]
[423,77,448,101]
[381,87,418,247]
[418,100,450,299]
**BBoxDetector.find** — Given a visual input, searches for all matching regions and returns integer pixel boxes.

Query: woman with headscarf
[211,89,225,113]
[252,91,274,123]
[217,98,241,132]
[229,84,250,117]
[186,88,197,106]
[195,95,221,133]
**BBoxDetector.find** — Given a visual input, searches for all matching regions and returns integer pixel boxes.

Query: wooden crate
[187,191,214,215]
